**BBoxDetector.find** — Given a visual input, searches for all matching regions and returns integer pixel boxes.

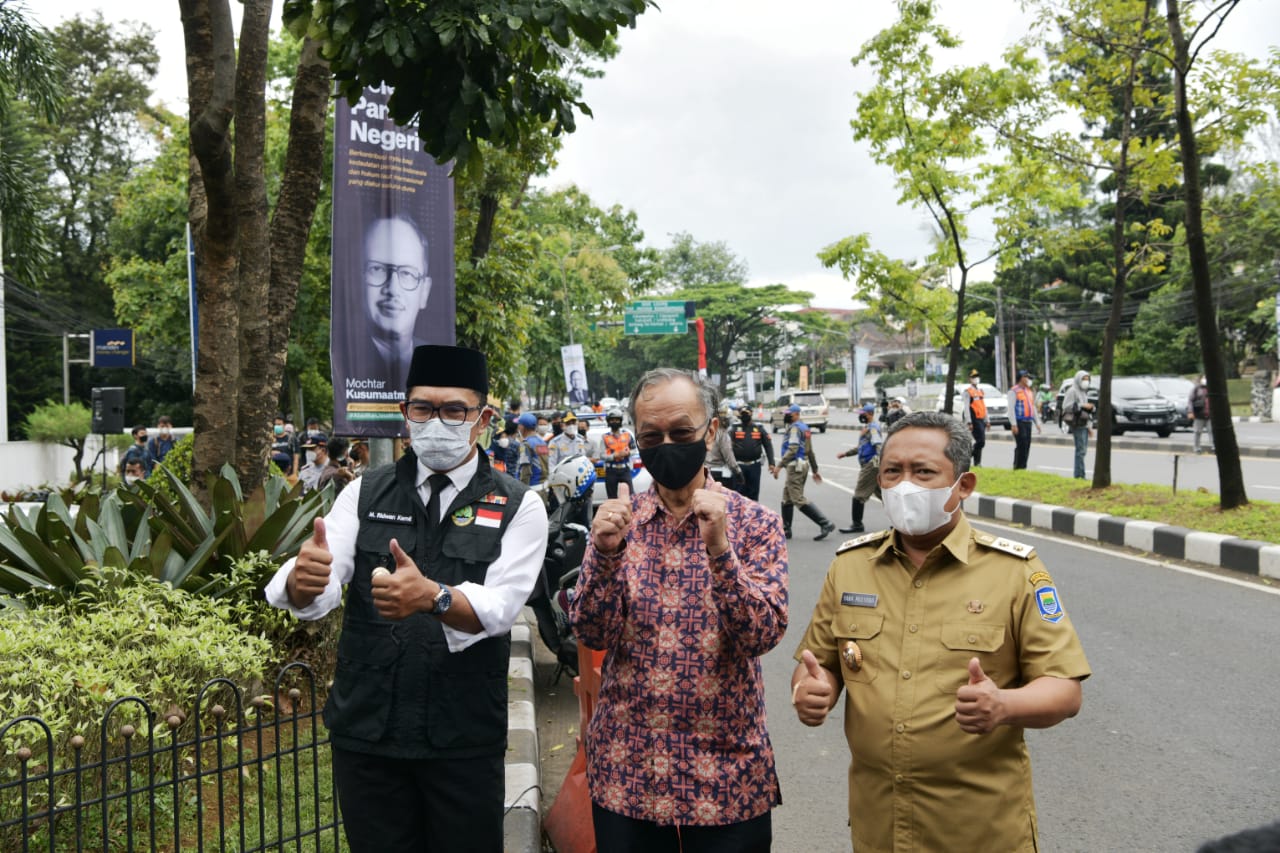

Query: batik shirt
[570,476,789,826]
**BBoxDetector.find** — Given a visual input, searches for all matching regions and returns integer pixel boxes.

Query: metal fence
[0,662,343,852]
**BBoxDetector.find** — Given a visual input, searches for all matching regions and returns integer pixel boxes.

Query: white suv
[771,391,829,433]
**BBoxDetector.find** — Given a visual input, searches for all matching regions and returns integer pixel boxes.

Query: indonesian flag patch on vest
[476,507,503,528]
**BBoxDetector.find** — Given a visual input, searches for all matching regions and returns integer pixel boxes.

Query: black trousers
[970,418,986,466]
[735,460,764,501]
[604,465,632,499]
[591,803,772,853]
[331,746,504,853]
[1013,422,1033,469]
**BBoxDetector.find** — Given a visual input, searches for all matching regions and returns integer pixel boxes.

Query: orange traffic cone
[543,744,596,852]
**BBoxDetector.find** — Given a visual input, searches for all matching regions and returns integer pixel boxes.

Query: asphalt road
[535,440,1280,852]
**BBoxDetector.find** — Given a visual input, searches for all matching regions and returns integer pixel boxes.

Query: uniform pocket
[323,624,400,742]
[831,612,884,685]
[935,621,1006,693]
[426,668,508,751]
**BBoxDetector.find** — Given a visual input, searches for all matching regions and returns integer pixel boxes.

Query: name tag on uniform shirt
[841,592,878,608]
[367,510,413,525]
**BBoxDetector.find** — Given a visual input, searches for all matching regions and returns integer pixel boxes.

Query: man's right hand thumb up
[291,516,334,602]
[792,649,836,728]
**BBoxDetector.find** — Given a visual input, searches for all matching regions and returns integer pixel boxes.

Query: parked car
[1141,375,1195,429]
[935,383,1011,430]
[770,390,829,433]
[1090,376,1177,436]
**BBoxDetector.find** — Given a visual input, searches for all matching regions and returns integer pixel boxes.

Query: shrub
[0,569,273,759]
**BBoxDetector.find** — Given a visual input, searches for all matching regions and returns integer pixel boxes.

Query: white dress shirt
[264,452,548,652]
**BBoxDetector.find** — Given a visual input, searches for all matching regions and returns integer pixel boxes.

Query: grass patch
[972,467,1280,544]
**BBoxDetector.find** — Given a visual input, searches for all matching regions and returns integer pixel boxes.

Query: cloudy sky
[32,1,1280,307]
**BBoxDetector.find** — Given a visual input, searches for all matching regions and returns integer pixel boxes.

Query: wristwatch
[430,584,453,616]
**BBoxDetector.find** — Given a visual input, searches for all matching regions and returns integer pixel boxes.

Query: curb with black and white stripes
[963,493,1280,579]
[503,619,542,853]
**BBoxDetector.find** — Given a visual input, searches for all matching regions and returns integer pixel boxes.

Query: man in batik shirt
[570,367,788,852]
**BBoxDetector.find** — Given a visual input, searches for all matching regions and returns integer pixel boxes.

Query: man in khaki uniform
[791,411,1090,853]
[770,403,835,540]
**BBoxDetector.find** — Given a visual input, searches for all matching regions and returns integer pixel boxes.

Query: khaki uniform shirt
[794,516,1090,853]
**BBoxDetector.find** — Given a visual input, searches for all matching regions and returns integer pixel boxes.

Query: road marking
[971,518,1280,597]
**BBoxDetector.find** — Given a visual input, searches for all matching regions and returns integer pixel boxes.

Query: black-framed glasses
[401,401,482,426]
[635,419,710,450]
[364,261,426,291]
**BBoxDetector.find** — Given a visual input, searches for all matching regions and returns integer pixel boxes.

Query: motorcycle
[527,455,597,683]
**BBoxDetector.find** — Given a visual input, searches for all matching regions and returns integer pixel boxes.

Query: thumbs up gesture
[591,481,633,554]
[371,538,432,621]
[289,517,333,606]
[792,650,836,727]
[954,657,1003,734]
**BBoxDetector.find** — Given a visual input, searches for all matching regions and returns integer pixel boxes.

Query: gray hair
[882,410,973,477]
[627,368,718,425]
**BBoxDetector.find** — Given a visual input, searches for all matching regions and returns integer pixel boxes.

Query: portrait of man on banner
[330,86,456,438]
[561,345,591,406]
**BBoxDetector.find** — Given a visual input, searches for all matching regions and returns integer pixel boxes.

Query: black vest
[323,451,529,759]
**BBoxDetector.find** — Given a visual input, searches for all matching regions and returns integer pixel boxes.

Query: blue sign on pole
[91,329,135,368]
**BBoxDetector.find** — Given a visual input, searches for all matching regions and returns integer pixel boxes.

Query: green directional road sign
[624,300,689,335]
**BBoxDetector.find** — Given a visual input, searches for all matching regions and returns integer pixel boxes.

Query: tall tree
[178,0,651,493]
[1161,0,1272,509]
[0,0,61,283]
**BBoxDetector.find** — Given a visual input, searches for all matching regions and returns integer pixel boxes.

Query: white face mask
[969,377,979,385]
[564,425,578,438]
[125,475,141,486]
[882,476,961,536]
[537,424,550,436]
[497,436,510,449]
[1081,379,1091,389]
[410,417,477,471]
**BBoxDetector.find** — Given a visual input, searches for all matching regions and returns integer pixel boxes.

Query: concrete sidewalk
[504,619,542,853]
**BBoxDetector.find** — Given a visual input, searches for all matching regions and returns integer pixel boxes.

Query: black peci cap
[406,345,489,399]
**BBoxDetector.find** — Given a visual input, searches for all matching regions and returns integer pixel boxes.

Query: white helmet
[548,455,598,503]
[606,408,625,422]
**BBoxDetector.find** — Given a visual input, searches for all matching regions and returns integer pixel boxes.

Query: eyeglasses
[364,261,426,291]
[401,401,483,426]
[635,420,710,450]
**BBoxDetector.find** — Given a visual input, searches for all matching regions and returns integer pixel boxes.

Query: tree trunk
[180,1,330,498]
[1165,0,1247,509]
[181,0,240,499]
[1091,1,1149,490]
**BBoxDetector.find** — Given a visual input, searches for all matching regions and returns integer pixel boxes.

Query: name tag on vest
[841,592,878,608]
[367,510,414,525]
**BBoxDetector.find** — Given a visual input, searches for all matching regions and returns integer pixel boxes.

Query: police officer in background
[264,345,548,853]
[961,368,989,466]
[835,403,882,534]
[516,412,549,487]
[731,404,775,502]
[770,403,836,540]
[599,408,636,499]
[548,411,590,468]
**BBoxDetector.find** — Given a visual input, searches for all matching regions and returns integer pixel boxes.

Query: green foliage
[146,432,195,507]
[0,568,272,758]
[0,465,332,599]
[22,401,91,445]
[283,0,655,167]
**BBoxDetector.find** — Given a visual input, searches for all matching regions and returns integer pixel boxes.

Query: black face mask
[640,439,707,490]
[740,414,751,425]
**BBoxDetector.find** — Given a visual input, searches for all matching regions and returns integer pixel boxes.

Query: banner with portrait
[561,344,591,407]
[331,84,455,437]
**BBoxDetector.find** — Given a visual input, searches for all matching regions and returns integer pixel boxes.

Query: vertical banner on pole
[561,344,590,406]
[774,368,783,398]
[694,318,707,377]
[853,346,870,406]
[746,370,756,404]
[331,84,456,437]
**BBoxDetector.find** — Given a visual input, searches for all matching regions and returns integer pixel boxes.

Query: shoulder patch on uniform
[977,534,1036,559]
[1028,569,1054,587]
[836,530,891,554]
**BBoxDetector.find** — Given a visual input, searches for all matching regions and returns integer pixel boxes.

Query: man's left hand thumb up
[955,656,1002,735]
[372,538,429,621]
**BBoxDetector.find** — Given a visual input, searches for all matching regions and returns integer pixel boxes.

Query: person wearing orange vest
[730,404,775,502]
[961,369,990,466]
[1007,369,1042,470]
[600,409,637,499]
